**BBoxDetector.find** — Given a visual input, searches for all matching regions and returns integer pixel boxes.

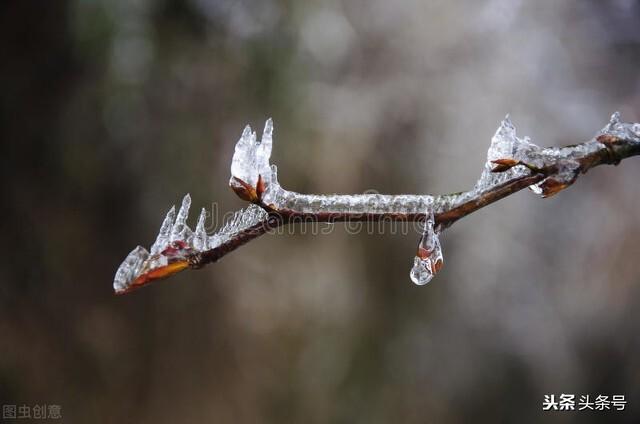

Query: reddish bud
[491,158,519,173]
[596,134,621,145]
[256,174,266,200]
[538,178,569,198]
[230,177,258,202]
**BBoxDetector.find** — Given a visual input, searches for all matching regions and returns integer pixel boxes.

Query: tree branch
[113,113,640,294]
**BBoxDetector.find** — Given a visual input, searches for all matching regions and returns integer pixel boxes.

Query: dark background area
[2,0,640,422]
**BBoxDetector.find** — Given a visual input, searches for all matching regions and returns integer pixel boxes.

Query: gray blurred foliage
[2,0,640,422]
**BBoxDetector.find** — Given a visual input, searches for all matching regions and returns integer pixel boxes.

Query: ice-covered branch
[114,113,640,294]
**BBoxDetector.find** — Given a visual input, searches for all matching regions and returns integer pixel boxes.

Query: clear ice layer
[269,192,434,214]
[207,204,268,249]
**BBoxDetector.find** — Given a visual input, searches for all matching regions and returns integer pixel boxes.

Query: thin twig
[191,133,640,269]
[114,117,640,294]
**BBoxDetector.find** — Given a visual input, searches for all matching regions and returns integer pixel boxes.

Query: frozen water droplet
[409,205,443,286]
[113,245,149,293]
[151,205,176,254]
[528,184,543,196]
[171,193,193,243]
[193,208,207,251]
[410,257,434,286]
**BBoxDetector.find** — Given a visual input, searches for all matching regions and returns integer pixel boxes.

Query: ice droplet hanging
[409,207,443,285]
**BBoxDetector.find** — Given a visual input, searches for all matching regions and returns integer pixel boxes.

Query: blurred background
[2,0,640,422]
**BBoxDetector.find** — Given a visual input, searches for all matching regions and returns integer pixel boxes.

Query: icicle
[113,246,149,293]
[150,206,176,254]
[171,193,193,243]
[193,208,207,251]
[409,205,443,286]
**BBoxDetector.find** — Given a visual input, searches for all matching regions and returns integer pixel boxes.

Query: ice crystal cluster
[113,194,267,293]
[230,119,274,189]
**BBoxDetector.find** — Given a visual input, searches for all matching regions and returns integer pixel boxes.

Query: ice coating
[113,246,149,293]
[266,147,433,214]
[117,112,640,293]
[473,115,541,195]
[230,119,274,188]
[113,194,270,293]
[599,111,640,143]
[410,204,443,285]
[528,159,580,197]
[527,111,640,196]
[453,114,604,203]
[261,164,284,206]
[208,204,268,248]
[230,119,435,214]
